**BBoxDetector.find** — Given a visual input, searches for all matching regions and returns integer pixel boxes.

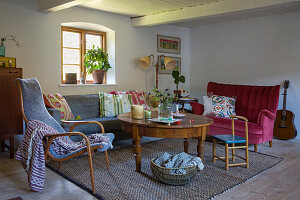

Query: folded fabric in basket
[153,152,204,175]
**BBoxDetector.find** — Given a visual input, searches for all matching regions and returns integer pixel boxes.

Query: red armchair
[191,82,280,152]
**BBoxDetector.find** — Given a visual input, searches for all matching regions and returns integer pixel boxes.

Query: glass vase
[0,45,5,57]
[158,103,173,121]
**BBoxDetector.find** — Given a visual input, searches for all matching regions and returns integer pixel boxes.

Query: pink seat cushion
[207,116,263,135]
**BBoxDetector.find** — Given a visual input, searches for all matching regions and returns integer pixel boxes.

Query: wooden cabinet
[0,68,23,158]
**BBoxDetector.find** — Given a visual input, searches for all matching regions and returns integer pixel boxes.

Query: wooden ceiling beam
[131,0,300,27]
[38,0,92,13]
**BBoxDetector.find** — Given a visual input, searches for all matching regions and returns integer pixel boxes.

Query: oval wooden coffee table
[118,112,214,172]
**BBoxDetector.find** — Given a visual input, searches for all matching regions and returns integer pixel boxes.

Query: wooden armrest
[230,115,248,122]
[61,120,105,134]
[44,131,91,159]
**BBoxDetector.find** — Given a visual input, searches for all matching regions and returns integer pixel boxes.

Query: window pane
[63,31,80,48]
[86,34,102,50]
[63,48,80,64]
[63,65,80,81]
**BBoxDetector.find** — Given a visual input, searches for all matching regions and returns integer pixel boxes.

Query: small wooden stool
[212,115,249,170]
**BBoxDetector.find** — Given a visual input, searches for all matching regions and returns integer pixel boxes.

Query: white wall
[0,0,190,95]
[190,11,300,132]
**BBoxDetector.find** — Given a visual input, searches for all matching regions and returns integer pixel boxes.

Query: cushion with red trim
[43,93,74,121]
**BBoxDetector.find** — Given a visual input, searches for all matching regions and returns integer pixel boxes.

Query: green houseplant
[172,70,185,97]
[151,88,175,120]
[84,45,111,84]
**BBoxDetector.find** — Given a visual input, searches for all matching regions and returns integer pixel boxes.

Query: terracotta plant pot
[92,69,105,84]
[174,90,182,98]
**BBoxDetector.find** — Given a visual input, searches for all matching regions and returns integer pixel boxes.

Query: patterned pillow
[128,90,149,109]
[210,95,236,118]
[99,92,132,117]
[43,93,74,121]
[118,94,132,114]
[99,92,119,117]
[202,96,214,115]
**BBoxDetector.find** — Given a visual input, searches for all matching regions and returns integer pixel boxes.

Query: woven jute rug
[46,139,282,200]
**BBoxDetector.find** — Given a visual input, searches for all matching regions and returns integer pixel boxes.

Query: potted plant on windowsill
[84,46,111,84]
[172,70,185,97]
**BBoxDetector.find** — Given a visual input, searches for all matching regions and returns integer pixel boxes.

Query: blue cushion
[212,135,246,144]
[48,133,115,159]
[63,95,100,119]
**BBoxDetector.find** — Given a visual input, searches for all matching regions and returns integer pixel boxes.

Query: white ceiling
[78,0,300,27]
[39,0,300,27]
[80,0,226,17]
[173,1,300,27]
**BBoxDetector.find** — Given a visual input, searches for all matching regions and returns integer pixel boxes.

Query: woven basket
[150,158,198,185]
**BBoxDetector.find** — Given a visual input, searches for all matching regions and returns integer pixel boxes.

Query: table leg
[132,126,142,172]
[182,103,185,113]
[197,126,207,160]
[184,138,189,153]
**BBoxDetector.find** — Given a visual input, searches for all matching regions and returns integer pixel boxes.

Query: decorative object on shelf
[159,56,181,74]
[131,105,144,119]
[0,35,22,57]
[172,70,185,97]
[84,45,111,84]
[0,57,16,68]
[138,54,176,88]
[65,73,77,84]
[151,88,174,121]
[80,72,86,84]
[157,35,181,54]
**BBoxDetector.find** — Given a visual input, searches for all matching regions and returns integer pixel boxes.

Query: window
[61,26,106,83]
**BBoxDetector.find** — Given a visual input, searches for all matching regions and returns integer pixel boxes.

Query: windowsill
[59,83,117,87]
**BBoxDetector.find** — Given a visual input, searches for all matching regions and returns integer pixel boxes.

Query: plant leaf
[179,75,185,83]
[172,70,179,79]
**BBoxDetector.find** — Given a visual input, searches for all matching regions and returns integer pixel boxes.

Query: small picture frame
[159,56,181,74]
[157,35,181,54]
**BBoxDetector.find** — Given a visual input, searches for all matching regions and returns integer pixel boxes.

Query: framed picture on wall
[159,56,181,74]
[157,35,181,54]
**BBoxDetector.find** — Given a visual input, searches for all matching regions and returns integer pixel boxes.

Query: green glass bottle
[0,45,5,57]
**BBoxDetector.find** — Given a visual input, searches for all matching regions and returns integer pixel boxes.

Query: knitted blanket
[15,120,112,192]
[153,152,204,174]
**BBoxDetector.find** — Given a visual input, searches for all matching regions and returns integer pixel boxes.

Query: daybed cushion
[63,94,100,119]
[208,116,263,136]
[61,117,121,134]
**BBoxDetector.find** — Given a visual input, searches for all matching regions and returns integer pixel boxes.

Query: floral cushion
[210,95,236,118]
[111,90,150,109]
[127,90,149,109]
[43,93,74,121]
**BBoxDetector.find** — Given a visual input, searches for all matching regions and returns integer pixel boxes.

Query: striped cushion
[99,92,119,117]
[99,92,132,117]
[118,94,132,114]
